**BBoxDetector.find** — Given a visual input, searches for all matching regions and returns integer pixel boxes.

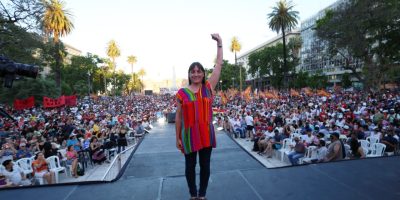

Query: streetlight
[231,77,235,88]
[87,70,91,104]
[219,80,222,91]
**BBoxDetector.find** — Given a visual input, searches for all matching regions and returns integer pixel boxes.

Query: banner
[13,96,35,110]
[43,96,65,108]
[64,95,77,106]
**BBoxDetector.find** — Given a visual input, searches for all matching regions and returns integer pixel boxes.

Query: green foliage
[247,43,298,89]
[315,0,400,90]
[308,71,329,89]
[341,73,352,89]
[292,71,309,89]
[0,78,60,105]
[205,60,245,91]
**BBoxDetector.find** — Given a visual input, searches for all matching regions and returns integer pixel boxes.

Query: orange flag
[290,89,300,97]
[243,86,251,102]
[317,89,331,97]
[302,87,313,96]
[219,91,228,105]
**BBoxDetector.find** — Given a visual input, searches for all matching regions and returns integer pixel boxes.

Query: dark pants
[184,147,212,197]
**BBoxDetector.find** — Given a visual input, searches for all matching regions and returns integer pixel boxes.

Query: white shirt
[1,165,23,185]
[245,115,253,126]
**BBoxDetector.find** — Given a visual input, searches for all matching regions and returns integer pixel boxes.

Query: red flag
[43,96,66,108]
[64,95,77,106]
[13,96,35,110]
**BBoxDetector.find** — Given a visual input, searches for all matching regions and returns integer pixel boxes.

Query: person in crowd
[349,134,366,159]
[117,125,128,153]
[232,115,245,138]
[0,172,13,188]
[66,145,79,178]
[16,143,31,159]
[381,127,399,154]
[89,136,106,164]
[175,33,223,200]
[1,159,31,186]
[263,129,283,158]
[32,152,54,184]
[67,133,81,152]
[287,137,306,165]
[324,132,344,162]
[245,112,254,140]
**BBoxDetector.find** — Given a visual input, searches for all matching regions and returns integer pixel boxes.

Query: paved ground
[1,122,400,200]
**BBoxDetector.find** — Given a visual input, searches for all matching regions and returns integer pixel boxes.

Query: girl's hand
[176,139,183,151]
[211,33,222,45]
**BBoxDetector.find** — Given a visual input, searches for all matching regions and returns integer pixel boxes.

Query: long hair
[188,62,206,85]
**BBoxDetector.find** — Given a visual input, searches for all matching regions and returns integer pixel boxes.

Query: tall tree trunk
[281,27,287,89]
[236,51,242,95]
[55,42,61,95]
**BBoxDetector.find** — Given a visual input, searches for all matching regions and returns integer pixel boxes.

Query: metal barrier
[101,142,137,181]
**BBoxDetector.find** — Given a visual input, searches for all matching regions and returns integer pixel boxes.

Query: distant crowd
[215,89,400,165]
[0,94,175,187]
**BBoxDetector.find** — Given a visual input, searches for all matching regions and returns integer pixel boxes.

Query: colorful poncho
[176,81,216,154]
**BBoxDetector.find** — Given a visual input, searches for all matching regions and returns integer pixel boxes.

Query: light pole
[219,80,222,91]
[231,77,235,88]
[87,70,91,104]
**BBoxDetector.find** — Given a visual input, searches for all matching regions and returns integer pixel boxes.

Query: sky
[62,0,338,82]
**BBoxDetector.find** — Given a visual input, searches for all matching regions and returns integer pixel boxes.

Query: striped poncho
[176,81,216,154]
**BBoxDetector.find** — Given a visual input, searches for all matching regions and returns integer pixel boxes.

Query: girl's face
[189,66,204,85]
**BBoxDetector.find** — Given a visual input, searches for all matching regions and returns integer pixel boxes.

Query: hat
[19,143,26,147]
[331,132,340,138]
[343,125,350,130]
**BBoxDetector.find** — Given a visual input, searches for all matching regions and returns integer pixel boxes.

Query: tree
[268,0,299,88]
[341,73,352,89]
[315,0,400,91]
[41,0,74,93]
[230,36,242,91]
[106,39,121,95]
[248,43,297,90]
[0,0,44,31]
[138,68,146,92]
[127,55,137,93]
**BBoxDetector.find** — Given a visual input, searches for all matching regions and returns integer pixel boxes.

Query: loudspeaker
[167,112,176,123]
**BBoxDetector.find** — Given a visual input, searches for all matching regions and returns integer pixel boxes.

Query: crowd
[2,87,399,187]
[215,89,400,166]
[0,94,175,188]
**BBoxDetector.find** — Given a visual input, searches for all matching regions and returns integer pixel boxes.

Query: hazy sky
[62,0,337,82]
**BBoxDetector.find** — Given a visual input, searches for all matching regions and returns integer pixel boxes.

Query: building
[40,43,82,77]
[298,0,362,87]
[237,30,300,90]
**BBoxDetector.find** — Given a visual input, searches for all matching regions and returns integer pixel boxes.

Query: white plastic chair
[278,138,292,162]
[367,143,386,157]
[359,140,370,150]
[15,157,34,177]
[344,144,351,158]
[46,156,66,183]
[299,146,317,164]
[366,136,380,146]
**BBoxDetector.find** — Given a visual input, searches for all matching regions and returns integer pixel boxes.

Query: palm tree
[106,40,121,95]
[138,68,146,93]
[42,0,74,93]
[230,36,242,93]
[127,55,137,93]
[268,0,299,88]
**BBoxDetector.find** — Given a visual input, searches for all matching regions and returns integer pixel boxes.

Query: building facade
[299,0,362,87]
[237,30,300,90]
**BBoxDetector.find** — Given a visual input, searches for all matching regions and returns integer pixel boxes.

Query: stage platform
[1,123,399,200]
